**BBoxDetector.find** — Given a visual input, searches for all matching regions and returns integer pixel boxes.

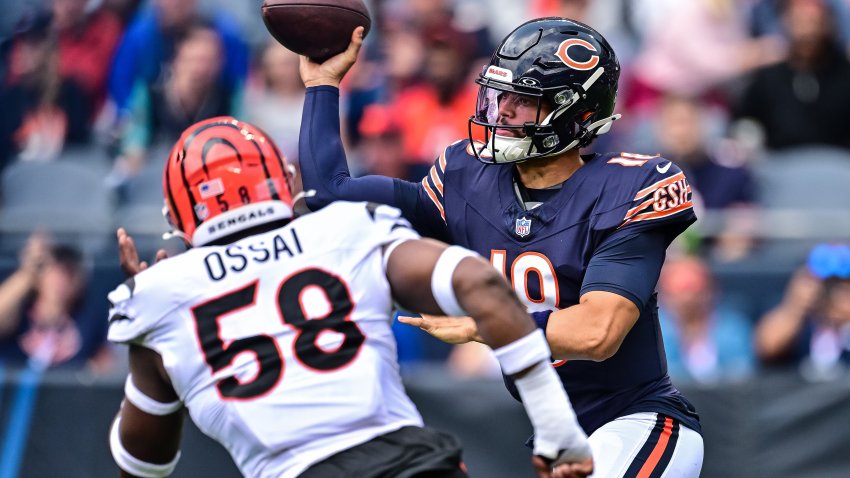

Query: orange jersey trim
[624,198,655,220]
[620,200,694,228]
[430,166,444,195]
[633,172,686,202]
[421,177,446,221]
[608,157,648,167]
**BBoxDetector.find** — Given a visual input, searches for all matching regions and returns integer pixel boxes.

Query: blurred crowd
[1,0,850,381]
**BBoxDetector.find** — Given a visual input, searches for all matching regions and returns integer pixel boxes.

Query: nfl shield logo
[515,216,532,237]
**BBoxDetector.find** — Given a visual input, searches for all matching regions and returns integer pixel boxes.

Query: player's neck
[514,149,584,189]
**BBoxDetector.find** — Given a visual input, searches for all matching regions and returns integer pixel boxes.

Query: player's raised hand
[300,26,365,88]
[117,228,168,278]
[397,314,481,344]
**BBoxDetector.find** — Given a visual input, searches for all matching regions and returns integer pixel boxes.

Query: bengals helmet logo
[555,39,600,71]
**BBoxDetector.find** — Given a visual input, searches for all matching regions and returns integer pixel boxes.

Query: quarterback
[299,18,704,478]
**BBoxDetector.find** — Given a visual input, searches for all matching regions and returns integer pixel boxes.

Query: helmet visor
[473,84,550,135]
[474,84,501,125]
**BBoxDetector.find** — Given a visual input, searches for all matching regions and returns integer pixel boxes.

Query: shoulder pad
[593,153,696,232]
[106,257,191,344]
[620,157,695,230]
[315,201,419,246]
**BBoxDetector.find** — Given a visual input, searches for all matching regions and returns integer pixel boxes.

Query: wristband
[493,329,551,376]
[531,310,552,333]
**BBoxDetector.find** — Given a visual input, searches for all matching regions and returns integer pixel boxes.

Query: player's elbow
[304,193,331,211]
[575,316,625,362]
[572,292,637,361]
[546,326,613,361]
[585,335,621,362]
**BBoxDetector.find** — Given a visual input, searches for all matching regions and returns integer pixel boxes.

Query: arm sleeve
[299,86,449,240]
[300,86,397,208]
[580,229,668,311]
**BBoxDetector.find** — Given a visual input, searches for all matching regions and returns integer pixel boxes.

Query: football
[261,0,371,63]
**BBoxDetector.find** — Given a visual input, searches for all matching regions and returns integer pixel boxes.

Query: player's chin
[495,128,525,138]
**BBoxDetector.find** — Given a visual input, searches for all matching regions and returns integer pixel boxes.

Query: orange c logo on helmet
[556,39,599,71]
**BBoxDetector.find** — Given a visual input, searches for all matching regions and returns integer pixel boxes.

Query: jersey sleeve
[299,86,396,209]
[300,86,451,241]
[106,266,183,345]
[618,161,696,235]
[362,202,421,246]
[394,144,455,241]
[580,228,668,311]
[594,157,696,241]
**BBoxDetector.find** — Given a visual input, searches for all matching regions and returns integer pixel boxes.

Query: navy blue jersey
[300,86,701,435]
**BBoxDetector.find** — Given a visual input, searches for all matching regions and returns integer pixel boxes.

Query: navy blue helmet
[469,17,621,164]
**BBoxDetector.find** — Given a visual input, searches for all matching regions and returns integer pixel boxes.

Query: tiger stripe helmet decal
[163,117,294,246]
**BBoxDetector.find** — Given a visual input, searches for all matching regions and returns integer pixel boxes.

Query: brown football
[261,0,371,63]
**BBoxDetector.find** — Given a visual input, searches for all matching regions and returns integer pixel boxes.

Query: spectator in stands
[356,103,425,180]
[755,244,850,374]
[736,0,850,150]
[391,23,479,165]
[53,0,123,113]
[0,233,105,368]
[0,13,90,165]
[244,42,304,163]
[627,0,784,111]
[658,96,755,210]
[342,19,425,148]
[108,0,248,115]
[749,0,850,56]
[103,0,145,25]
[658,255,756,384]
[655,95,758,261]
[115,22,239,179]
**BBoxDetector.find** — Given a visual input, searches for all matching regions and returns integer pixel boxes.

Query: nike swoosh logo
[656,162,672,174]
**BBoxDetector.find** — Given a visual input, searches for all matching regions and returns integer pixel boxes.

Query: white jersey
[107,202,424,478]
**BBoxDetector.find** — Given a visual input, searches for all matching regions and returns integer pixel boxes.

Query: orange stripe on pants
[636,417,674,478]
